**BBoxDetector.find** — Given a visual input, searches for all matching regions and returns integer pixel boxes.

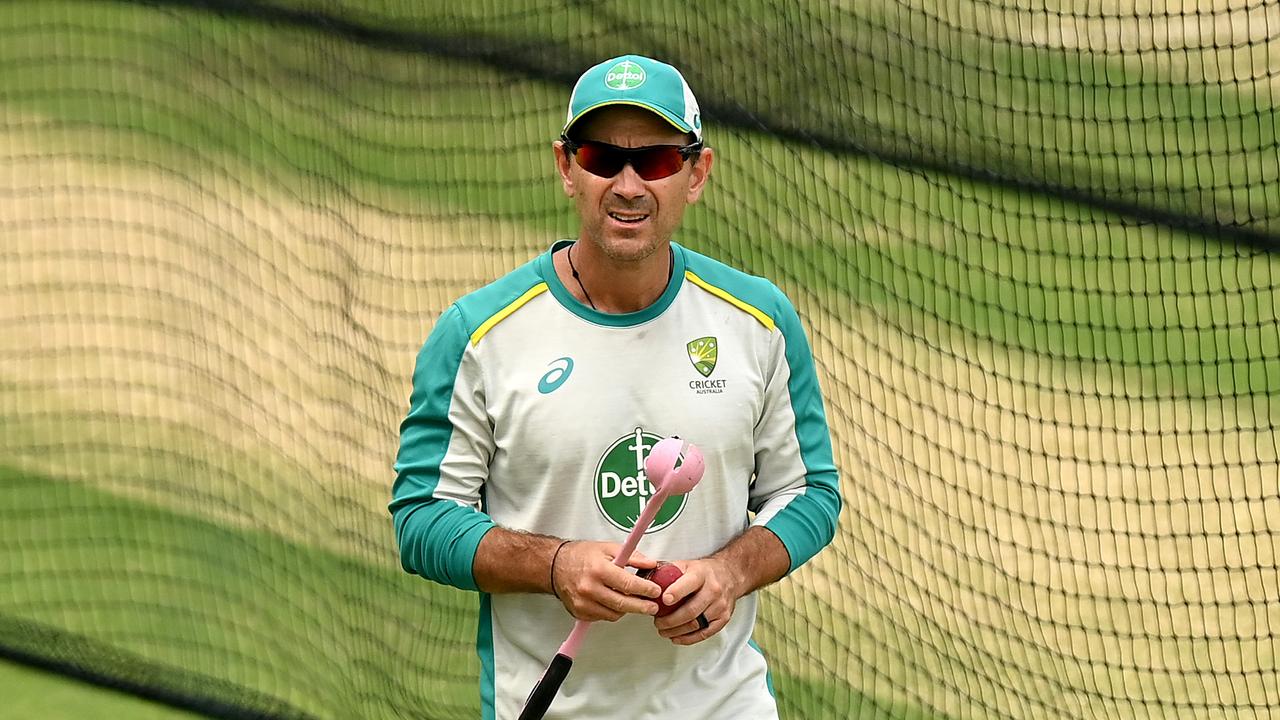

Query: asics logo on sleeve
[538,357,574,394]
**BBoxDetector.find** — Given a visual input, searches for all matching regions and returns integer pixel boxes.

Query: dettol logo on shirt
[594,427,687,533]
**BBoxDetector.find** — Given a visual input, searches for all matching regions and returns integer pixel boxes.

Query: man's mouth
[607,211,650,224]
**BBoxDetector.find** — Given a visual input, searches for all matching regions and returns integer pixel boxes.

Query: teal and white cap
[564,54,703,142]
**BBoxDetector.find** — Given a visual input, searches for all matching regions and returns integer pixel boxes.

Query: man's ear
[553,141,576,198]
[685,146,714,204]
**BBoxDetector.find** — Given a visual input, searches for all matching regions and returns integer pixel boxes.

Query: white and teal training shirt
[391,240,840,720]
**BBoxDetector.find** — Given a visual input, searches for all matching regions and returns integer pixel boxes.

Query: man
[391,54,840,719]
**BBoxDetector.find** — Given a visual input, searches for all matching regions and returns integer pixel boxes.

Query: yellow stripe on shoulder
[684,271,775,331]
[470,283,550,346]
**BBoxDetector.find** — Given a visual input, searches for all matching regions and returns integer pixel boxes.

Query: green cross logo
[593,428,687,533]
[604,61,646,91]
[687,336,717,377]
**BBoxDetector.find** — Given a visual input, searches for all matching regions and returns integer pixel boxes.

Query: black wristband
[549,540,571,599]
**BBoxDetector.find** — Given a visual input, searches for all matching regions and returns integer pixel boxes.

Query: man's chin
[596,234,664,263]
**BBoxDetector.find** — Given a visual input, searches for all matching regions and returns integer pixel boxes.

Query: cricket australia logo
[687,336,727,394]
[687,336,717,377]
[594,428,687,533]
[605,60,646,91]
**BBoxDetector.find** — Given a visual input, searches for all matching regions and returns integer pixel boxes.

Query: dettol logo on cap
[604,60,646,91]
[594,427,686,532]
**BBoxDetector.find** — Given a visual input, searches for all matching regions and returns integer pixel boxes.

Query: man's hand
[652,557,744,645]
[652,527,791,646]
[551,541,662,622]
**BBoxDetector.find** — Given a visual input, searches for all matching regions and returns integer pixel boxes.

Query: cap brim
[563,100,696,138]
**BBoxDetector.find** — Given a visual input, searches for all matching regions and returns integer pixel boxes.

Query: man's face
[554,106,713,263]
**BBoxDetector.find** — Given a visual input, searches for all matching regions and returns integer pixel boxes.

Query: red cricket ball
[638,561,686,617]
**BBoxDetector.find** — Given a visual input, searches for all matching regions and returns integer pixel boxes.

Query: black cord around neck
[567,243,597,310]
[566,244,674,312]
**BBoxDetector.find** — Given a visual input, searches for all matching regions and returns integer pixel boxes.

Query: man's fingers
[662,599,730,642]
[671,613,728,645]
[588,546,659,599]
[596,569,659,613]
[593,585,657,617]
[597,572,657,613]
[558,542,662,618]
[660,594,721,632]
[590,542,657,573]
[615,593,659,616]
[578,600,624,623]
[668,619,707,639]
[626,550,659,570]
[563,590,630,623]
[643,558,739,645]
[608,567,661,599]
[659,568,705,606]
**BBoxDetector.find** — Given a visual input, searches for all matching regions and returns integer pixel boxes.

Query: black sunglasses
[560,136,703,181]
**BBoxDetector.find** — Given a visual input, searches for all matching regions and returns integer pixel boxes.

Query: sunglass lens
[632,147,685,181]
[575,144,625,178]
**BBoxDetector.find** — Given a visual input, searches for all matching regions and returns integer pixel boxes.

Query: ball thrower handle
[556,485,671,659]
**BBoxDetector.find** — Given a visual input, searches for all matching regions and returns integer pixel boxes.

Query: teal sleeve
[764,298,842,573]
[389,305,496,591]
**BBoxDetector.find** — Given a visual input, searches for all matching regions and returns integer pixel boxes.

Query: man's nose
[611,162,646,200]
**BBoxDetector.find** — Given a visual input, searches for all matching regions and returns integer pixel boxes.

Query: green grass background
[0,657,203,720]
[2,1,1278,719]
